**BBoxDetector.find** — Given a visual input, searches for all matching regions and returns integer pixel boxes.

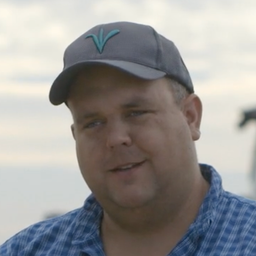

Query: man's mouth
[111,161,144,172]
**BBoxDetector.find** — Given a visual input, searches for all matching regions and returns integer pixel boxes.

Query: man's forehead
[68,79,170,109]
[75,64,138,81]
[68,67,167,99]
[69,86,157,106]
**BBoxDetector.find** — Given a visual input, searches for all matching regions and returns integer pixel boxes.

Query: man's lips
[110,161,145,172]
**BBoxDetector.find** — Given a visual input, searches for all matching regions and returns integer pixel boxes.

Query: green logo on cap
[85,28,120,54]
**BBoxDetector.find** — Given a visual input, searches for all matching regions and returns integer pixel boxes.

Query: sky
[1,0,256,242]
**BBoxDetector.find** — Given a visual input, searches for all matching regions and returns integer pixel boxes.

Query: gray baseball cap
[49,21,194,105]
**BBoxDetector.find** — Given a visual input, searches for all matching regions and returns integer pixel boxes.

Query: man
[1,21,256,255]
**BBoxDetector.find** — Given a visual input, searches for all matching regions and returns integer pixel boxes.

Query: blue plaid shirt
[1,164,256,255]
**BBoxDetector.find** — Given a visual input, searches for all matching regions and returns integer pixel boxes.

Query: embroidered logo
[85,28,120,54]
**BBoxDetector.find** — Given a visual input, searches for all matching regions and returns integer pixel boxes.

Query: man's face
[67,65,202,211]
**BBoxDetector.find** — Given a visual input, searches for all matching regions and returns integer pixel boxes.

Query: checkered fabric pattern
[1,164,256,255]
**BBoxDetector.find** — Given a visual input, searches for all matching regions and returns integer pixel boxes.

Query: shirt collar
[186,164,224,240]
[72,194,104,254]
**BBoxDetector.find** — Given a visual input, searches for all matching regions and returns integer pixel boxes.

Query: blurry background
[1,0,256,244]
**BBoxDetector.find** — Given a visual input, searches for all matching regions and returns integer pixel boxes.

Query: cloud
[1,0,256,87]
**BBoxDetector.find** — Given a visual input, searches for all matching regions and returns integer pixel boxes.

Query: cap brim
[49,60,166,105]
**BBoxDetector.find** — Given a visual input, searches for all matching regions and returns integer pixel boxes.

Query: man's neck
[101,173,209,256]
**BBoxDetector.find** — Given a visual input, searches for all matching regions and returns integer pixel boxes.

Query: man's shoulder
[18,207,81,236]
[0,207,82,255]
[200,191,256,253]
[195,166,256,254]
[201,164,256,218]
[221,190,256,217]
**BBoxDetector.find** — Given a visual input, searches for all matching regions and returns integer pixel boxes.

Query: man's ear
[182,94,203,141]
[71,124,76,140]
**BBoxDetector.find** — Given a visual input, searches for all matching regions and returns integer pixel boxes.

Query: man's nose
[105,121,132,149]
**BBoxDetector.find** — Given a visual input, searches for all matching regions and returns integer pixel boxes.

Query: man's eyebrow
[74,112,100,123]
[121,97,152,108]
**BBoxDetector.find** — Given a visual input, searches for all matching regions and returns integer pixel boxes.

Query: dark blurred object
[238,107,256,199]
[43,212,64,220]
[238,108,256,128]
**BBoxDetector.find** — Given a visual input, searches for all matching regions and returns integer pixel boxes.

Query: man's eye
[84,120,103,129]
[129,110,147,117]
